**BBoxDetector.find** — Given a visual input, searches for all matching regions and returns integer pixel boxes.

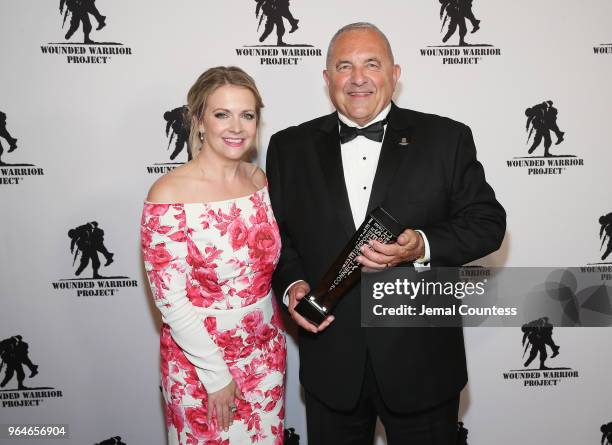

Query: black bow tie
[338,118,387,144]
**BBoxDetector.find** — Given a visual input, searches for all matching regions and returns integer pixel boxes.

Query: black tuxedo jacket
[265,103,506,413]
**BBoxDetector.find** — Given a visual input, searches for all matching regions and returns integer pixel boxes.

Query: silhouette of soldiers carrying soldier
[255,0,299,46]
[60,0,106,44]
[525,100,565,157]
[521,316,560,369]
[602,422,612,445]
[0,335,38,390]
[440,0,480,46]
[600,213,612,261]
[164,106,192,162]
[68,221,114,279]
[284,428,300,445]
[0,111,18,166]
[95,437,126,445]
[456,421,469,445]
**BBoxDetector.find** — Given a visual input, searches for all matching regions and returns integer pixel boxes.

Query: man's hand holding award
[287,207,404,332]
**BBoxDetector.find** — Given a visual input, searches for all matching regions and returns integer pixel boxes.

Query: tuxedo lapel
[367,103,415,214]
[314,112,356,237]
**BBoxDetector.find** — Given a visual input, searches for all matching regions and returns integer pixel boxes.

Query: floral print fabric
[141,187,286,445]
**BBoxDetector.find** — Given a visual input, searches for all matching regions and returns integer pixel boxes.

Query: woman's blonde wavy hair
[186,66,264,159]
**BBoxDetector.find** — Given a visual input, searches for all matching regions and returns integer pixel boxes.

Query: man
[0,111,18,165]
[526,100,565,156]
[266,22,505,444]
[69,222,107,278]
[543,100,565,145]
[164,105,191,161]
[602,421,612,445]
[456,421,469,445]
[599,212,612,261]
[90,221,114,267]
[440,0,479,46]
[0,335,38,390]
[256,0,298,46]
[61,0,106,44]
[95,437,126,445]
[521,317,558,370]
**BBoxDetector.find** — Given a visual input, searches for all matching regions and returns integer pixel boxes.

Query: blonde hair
[186,66,264,158]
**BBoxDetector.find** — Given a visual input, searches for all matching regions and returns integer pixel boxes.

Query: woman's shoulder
[146,163,195,204]
[248,163,267,189]
[145,161,266,204]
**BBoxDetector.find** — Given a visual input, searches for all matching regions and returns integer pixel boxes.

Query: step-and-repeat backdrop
[1,1,611,444]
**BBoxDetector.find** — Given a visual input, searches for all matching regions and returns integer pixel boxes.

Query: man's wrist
[283,280,306,306]
[414,230,430,264]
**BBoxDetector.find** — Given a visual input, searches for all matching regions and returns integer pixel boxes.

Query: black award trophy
[295,207,403,326]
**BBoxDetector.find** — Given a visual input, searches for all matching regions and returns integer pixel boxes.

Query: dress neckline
[143,185,267,206]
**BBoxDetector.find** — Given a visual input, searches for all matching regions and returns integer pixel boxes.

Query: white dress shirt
[338,104,390,228]
[283,104,430,304]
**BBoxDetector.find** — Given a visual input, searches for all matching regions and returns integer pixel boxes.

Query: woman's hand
[207,379,243,432]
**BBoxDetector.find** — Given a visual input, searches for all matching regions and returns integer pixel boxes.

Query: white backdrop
[1,1,611,444]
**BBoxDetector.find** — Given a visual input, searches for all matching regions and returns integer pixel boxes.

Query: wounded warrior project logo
[284,427,300,445]
[581,211,612,295]
[502,317,579,387]
[456,421,469,445]
[94,437,126,445]
[0,335,64,408]
[598,212,612,264]
[234,0,322,66]
[145,105,191,175]
[0,110,45,185]
[602,421,612,445]
[593,42,612,55]
[419,0,501,65]
[51,221,138,297]
[40,0,133,64]
[506,100,584,175]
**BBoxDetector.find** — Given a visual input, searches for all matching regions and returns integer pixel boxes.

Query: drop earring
[199,131,204,142]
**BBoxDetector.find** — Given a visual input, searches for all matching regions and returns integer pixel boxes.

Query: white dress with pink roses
[141,187,286,445]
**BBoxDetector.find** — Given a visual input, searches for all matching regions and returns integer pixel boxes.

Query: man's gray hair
[326,22,395,67]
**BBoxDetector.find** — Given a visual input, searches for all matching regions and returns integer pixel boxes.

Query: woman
[141,67,286,445]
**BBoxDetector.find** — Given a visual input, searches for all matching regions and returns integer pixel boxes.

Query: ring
[229,403,237,413]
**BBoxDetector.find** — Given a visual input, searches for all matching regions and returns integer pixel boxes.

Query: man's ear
[323,69,330,88]
[393,64,401,87]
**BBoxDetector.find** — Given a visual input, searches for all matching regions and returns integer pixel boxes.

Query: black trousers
[305,355,459,445]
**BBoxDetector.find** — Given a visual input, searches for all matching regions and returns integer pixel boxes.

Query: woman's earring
[199,131,204,142]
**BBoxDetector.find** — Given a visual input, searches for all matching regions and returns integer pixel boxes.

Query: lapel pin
[398,137,410,146]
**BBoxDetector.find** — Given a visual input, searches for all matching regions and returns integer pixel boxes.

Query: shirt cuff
[282,280,304,306]
[195,367,233,394]
[414,230,430,265]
